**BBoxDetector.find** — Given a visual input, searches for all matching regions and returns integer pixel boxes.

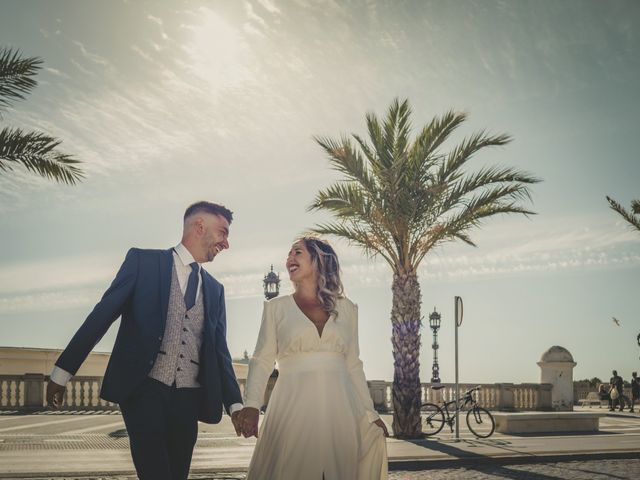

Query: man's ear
[195,217,205,234]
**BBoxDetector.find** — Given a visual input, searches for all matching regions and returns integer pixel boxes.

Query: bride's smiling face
[286,241,316,283]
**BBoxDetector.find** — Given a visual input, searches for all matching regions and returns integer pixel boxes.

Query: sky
[0,0,639,386]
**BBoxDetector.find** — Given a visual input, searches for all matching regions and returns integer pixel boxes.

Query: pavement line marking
[0,415,100,432]
[63,420,126,435]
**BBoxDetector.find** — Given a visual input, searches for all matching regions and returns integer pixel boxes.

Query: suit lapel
[202,273,218,340]
[159,249,173,333]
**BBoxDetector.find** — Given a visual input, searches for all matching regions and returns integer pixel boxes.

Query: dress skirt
[246,352,388,480]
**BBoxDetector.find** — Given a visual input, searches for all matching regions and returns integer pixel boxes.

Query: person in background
[609,370,625,412]
[630,372,639,413]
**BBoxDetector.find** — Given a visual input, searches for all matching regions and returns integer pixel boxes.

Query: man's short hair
[184,201,233,224]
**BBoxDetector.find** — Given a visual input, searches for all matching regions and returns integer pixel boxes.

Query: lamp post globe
[263,265,280,300]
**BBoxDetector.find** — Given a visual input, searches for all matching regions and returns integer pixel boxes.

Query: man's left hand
[231,410,242,436]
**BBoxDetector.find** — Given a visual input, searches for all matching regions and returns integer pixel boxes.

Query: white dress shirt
[50,244,242,415]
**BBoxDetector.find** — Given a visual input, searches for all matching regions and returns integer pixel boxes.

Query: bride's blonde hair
[299,236,344,316]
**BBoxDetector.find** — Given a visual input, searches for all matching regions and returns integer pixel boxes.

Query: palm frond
[606,195,640,232]
[308,220,397,267]
[0,47,42,112]
[438,131,512,183]
[309,182,400,262]
[0,127,84,185]
[314,135,377,193]
[440,166,540,213]
[409,110,466,164]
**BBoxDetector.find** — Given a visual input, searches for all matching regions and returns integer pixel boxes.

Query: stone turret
[537,346,577,411]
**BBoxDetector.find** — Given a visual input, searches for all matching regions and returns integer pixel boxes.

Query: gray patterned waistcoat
[149,263,205,388]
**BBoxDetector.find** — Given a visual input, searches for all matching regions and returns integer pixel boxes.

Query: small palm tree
[606,196,640,233]
[309,99,541,438]
[0,47,83,184]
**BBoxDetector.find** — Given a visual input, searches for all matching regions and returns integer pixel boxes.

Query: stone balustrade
[1,374,558,412]
[1,374,118,411]
[369,381,553,412]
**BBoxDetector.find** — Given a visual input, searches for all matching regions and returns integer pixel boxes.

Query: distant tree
[589,377,602,388]
[0,47,83,184]
[575,377,602,388]
[309,98,540,438]
[606,196,640,233]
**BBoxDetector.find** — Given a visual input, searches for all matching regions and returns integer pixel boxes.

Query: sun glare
[184,8,252,94]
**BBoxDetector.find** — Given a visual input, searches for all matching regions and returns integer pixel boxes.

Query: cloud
[72,40,110,67]
[147,14,163,26]
[131,44,154,62]
[0,253,123,295]
[256,0,281,15]
[44,67,70,79]
[1,212,637,313]
[70,58,96,76]
[0,288,101,314]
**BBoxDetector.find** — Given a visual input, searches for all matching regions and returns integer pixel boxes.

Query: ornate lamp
[263,265,280,300]
[429,307,442,384]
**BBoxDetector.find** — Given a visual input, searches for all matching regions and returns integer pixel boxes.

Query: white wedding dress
[244,294,388,480]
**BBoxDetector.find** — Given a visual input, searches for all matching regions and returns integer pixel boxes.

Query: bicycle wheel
[466,406,495,438]
[421,403,445,436]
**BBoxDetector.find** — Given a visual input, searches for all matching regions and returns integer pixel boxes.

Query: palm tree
[308,99,541,438]
[606,196,640,233]
[0,47,83,184]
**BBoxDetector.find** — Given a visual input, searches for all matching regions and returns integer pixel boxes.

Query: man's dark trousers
[120,378,200,480]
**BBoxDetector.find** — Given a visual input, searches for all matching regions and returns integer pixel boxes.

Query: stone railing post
[496,383,515,411]
[368,381,388,412]
[537,383,553,411]
[24,373,44,409]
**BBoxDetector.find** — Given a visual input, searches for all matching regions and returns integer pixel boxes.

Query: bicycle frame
[425,387,479,431]
[440,393,475,431]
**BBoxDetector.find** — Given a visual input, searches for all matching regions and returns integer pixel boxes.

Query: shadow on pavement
[506,430,621,437]
[401,437,532,461]
[391,451,640,478]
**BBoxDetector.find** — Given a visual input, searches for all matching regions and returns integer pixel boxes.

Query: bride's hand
[239,407,260,438]
[373,419,389,437]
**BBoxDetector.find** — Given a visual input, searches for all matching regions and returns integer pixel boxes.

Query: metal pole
[454,296,463,441]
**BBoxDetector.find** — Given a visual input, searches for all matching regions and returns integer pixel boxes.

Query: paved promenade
[0,407,638,479]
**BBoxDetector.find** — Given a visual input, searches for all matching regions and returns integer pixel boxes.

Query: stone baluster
[368,380,389,412]
[7,379,14,407]
[24,373,44,410]
[496,383,515,411]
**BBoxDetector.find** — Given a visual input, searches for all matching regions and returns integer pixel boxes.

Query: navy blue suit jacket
[55,248,242,424]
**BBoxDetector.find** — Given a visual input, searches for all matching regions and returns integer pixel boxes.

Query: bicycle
[421,385,495,438]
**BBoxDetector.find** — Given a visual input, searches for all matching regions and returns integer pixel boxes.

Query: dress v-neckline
[290,294,332,339]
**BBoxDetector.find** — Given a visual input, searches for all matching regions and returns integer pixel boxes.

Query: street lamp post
[262,265,281,409]
[429,307,441,384]
[263,265,280,300]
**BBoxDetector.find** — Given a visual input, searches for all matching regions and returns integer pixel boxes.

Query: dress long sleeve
[245,301,278,410]
[345,302,380,423]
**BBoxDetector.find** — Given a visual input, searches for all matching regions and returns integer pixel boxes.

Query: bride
[239,236,388,479]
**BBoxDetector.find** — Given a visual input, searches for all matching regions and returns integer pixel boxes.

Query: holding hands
[46,380,65,409]
[232,407,260,438]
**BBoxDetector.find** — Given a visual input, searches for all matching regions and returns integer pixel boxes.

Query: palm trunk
[391,271,422,438]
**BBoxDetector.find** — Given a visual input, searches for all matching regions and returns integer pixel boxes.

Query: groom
[46,201,243,480]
